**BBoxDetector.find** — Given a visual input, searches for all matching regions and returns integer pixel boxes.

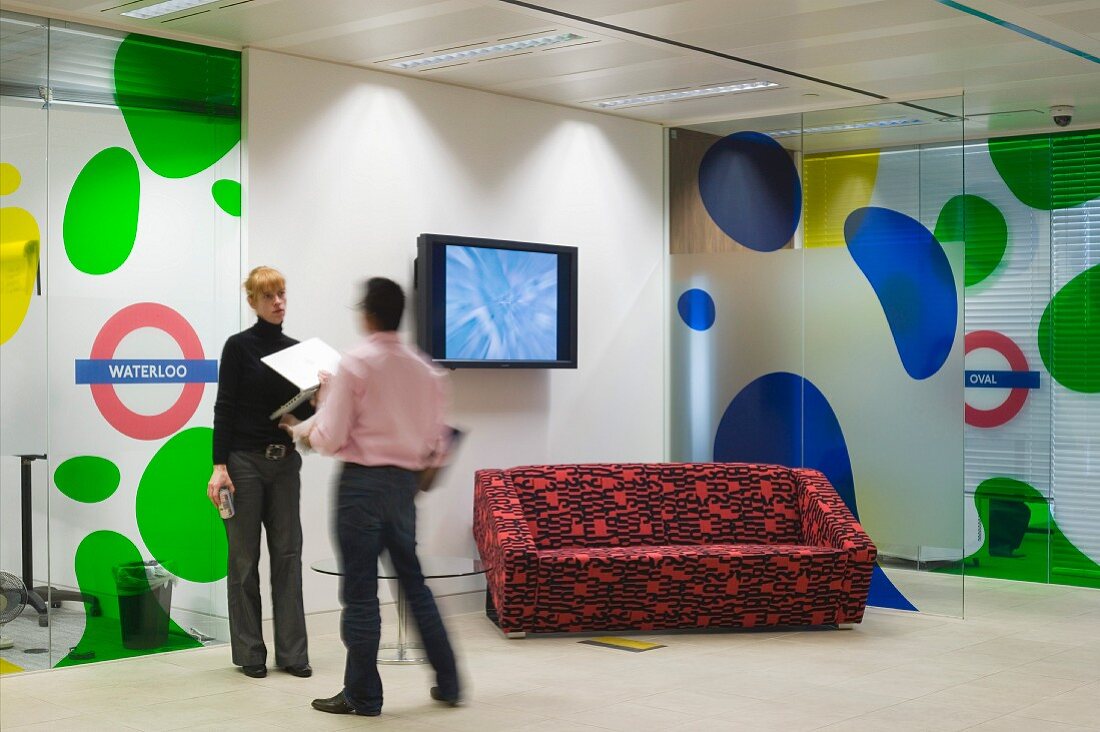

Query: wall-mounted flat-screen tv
[415,233,578,369]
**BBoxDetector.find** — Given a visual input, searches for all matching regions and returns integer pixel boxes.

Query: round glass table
[310,557,484,665]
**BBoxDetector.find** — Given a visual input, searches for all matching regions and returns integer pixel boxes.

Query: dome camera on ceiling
[1050,105,1074,128]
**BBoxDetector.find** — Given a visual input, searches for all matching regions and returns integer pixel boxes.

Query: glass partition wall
[0,11,240,672]
[669,97,968,616]
[1,12,51,668]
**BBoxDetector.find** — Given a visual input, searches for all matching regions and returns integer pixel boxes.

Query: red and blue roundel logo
[75,303,218,440]
[964,330,1040,429]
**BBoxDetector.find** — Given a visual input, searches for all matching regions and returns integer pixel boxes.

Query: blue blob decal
[698,131,802,252]
[677,288,716,331]
[844,207,957,380]
[714,371,917,611]
[713,372,856,513]
[867,565,918,612]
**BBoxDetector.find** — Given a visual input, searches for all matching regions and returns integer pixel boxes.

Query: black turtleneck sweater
[212,318,315,464]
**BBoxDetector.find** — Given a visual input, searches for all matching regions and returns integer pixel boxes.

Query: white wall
[245,49,665,615]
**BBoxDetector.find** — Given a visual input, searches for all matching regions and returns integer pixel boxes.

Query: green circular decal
[136,427,227,583]
[63,147,140,275]
[54,456,121,504]
[989,131,1100,211]
[211,179,241,216]
[934,194,1008,287]
[1039,264,1100,393]
[114,35,241,179]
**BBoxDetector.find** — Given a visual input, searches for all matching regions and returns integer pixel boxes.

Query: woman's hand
[207,464,234,507]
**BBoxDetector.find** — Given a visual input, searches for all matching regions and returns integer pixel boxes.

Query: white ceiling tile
[2,0,1097,129]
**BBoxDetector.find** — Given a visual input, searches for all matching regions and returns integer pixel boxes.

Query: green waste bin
[114,561,174,650]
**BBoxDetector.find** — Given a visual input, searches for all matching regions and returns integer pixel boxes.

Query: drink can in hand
[218,486,235,519]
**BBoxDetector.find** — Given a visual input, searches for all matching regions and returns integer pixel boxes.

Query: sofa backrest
[506,464,666,548]
[506,463,803,549]
[649,463,802,545]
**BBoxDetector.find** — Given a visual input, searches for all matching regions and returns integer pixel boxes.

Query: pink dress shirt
[298,331,449,471]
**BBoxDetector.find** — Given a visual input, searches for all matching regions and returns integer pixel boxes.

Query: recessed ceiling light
[766,117,925,137]
[593,80,780,109]
[121,0,220,19]
[392,33,582,70]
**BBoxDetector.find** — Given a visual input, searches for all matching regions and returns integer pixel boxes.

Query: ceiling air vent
[384,32,585,72]
[590,80,780,110]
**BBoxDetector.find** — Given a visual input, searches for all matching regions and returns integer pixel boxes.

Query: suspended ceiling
[3,0,1099,136]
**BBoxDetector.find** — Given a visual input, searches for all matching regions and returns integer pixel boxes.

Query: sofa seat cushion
[532,544,850,632]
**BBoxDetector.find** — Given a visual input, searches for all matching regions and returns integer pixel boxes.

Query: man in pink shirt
[286,277,460,717]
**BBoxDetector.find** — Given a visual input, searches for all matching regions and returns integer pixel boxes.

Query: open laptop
[261,337,342,419]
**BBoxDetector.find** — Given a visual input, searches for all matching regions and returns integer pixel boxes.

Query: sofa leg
[505,631,527,639]
[836,623,854,630]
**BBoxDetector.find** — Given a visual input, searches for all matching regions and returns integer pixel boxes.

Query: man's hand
[207,464,233,507]
[280,414,313,450]
[311,370,333,407]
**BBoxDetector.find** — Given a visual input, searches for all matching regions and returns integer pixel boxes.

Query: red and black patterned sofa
[473,463,876,634]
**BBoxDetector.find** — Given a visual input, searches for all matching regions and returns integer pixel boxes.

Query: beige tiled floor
[1,575,1098,731]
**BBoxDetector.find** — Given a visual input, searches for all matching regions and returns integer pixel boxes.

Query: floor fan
[0,571,29,650]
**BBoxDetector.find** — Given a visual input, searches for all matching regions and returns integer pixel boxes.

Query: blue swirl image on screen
[445,245,558,360]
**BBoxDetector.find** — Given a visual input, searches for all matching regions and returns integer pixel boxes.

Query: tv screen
[416,234,577,368]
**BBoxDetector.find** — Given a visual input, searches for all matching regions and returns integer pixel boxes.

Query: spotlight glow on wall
[766,118,925,137]
[593,81,780,109]
[392,33,582,70]
[121,0,220,19]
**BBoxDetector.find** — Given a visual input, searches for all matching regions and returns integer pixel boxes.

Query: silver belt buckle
[264,444,287,460]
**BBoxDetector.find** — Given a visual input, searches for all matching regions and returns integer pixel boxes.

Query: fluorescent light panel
[766,117,925,137]
[392,33,581,70]
[121,0,219,19]
[594,80,779,109]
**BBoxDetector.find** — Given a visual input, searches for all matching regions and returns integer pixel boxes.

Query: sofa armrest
[794,468,878,624]
[793,468,877,564]
[473,469,540,632]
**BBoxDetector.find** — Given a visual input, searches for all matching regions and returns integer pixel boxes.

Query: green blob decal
[1039,264,1100,393]
[57,530,200,667]
[136,427,227,583]
[211,178,241,216]
[935,194,1008,287]
[54,456,121,504]
[114,35,241,179]
[63,147,140,275]
[989,131,1100,211]
[937,478,1100,588]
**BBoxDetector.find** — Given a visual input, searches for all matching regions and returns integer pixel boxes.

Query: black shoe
[283,663,312,678]
[430,686,462,707]
[311,692,381,717]
[241,664,267,678]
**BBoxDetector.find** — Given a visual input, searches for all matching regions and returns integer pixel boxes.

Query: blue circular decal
[677,288,716,331]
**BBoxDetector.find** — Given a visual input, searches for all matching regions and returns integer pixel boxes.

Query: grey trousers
[225,450,309,668]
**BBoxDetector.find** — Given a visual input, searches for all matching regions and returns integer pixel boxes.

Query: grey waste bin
[114,561,174,650]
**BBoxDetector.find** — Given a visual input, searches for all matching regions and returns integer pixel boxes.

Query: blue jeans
[337,464,459,714]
